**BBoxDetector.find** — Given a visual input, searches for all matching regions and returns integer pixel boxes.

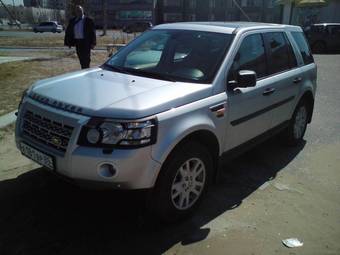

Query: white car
[16,22,317,221]
[33,21,63,33]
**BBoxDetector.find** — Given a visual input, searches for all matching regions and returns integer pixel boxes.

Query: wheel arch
[297,90,315,123]
[153,128,221,186]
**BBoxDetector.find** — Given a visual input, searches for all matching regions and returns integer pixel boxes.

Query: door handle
[293,77,302,84]
[262,88,275,96]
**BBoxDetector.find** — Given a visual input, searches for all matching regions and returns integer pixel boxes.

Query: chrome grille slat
[22,110,74,153]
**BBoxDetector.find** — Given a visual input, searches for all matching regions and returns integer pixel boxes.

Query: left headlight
[78,118,157,148]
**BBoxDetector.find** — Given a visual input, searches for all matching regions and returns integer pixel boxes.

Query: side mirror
[228,70,257,90]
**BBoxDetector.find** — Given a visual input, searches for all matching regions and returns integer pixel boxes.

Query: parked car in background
[33,21,63,33]
[16,22,316,222]
[7,20,21,26]
[304,23,340,53]
[122,22,152,33]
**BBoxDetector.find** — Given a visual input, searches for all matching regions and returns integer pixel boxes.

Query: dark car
[122,22,152,33]
[304,23,340,53]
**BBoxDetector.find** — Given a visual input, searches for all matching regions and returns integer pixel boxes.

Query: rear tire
[151,141,213,222]
[281,100,309,146]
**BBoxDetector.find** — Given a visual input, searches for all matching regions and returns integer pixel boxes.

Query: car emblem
[51,136,62,146]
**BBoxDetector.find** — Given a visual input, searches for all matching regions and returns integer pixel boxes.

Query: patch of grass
[0,50,72,58]
[0,52,107,115]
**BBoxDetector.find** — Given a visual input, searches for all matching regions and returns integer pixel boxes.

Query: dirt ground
[0,55,339,255]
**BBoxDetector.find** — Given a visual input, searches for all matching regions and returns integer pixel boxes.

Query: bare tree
[101,0,108,36]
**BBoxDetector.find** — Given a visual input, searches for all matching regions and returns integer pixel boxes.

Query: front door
[225,32,273,151]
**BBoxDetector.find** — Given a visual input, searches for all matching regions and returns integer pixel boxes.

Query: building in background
[23,0,66,9]
[0,4,65,25]
[86,0,282,29]
[86,0,153,28]
[158,0,280,24]
[277,0,340,27]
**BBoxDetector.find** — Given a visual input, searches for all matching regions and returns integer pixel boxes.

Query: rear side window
[327,25,340,35]
[228,33,267,80]
[291,31,314,65]
[311,25,326,33]
[264,32,297,75]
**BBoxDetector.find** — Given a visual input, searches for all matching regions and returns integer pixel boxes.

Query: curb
[0,111,17,129]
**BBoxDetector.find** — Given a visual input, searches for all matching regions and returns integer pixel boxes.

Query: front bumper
[15,98,161,189]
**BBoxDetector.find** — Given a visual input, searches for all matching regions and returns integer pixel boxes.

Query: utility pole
[152,0,158,25]
[101,0,108,36]
[12,0,16,21]
[182,0,186,22]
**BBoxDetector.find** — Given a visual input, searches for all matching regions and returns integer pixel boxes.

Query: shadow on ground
[0,138,305,255]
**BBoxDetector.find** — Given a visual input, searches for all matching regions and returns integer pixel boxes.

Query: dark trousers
[75,39,91,69]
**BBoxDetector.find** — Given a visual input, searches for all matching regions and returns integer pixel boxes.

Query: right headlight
[78,117,157,148]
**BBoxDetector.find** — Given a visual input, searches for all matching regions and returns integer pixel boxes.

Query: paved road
[0,54,339,255]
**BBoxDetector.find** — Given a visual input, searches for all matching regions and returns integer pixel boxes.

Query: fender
[149,93,228,185]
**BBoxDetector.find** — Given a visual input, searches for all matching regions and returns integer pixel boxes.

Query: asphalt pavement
[0,54,339,255]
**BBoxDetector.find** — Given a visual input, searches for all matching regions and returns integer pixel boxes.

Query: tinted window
[328,25,340,35]
[228,34,267,80]
[311,25,326,33]
[287,37,298,68]
[291,31,314,65]
[264,32,295,75]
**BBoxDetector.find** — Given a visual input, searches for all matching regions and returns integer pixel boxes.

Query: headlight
[78,118,157,148]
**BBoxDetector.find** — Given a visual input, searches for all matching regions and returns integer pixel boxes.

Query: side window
[291,31,314,65]
[328,25,340,35]
[228,33,267,81]
[264,32,294,75]
[286,35,298,68]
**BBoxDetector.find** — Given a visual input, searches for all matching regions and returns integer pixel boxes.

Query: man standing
[64,5,96,69]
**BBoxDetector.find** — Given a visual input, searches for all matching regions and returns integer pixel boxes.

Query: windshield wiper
[102,64,133,75]
[103,64,176,82]
[129,69,177,82]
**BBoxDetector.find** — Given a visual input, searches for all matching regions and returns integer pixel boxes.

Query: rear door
[262,31,301,128]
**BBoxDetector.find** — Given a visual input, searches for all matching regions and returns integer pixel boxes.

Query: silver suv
[33,21,63,33]
[16,22,317,221]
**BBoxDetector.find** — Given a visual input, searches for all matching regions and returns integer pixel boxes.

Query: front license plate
[20,143,54,170]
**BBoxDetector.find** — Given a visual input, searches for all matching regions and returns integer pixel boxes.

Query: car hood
[30,68,212,119]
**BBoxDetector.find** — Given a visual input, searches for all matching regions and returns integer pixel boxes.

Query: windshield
[104,29,234,83]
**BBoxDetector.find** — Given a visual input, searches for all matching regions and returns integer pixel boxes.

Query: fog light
[87,128,100,144]
[98,163,117,178]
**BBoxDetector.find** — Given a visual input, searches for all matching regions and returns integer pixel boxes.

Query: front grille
[22,110,74,153]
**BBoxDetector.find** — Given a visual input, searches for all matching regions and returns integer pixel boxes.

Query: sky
[2,0,24,5]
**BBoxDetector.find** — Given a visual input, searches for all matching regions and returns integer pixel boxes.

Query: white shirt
[74,15,85,39]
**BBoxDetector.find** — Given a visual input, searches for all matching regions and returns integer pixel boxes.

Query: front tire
[281,100,309,146]
[151,141,213,222]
